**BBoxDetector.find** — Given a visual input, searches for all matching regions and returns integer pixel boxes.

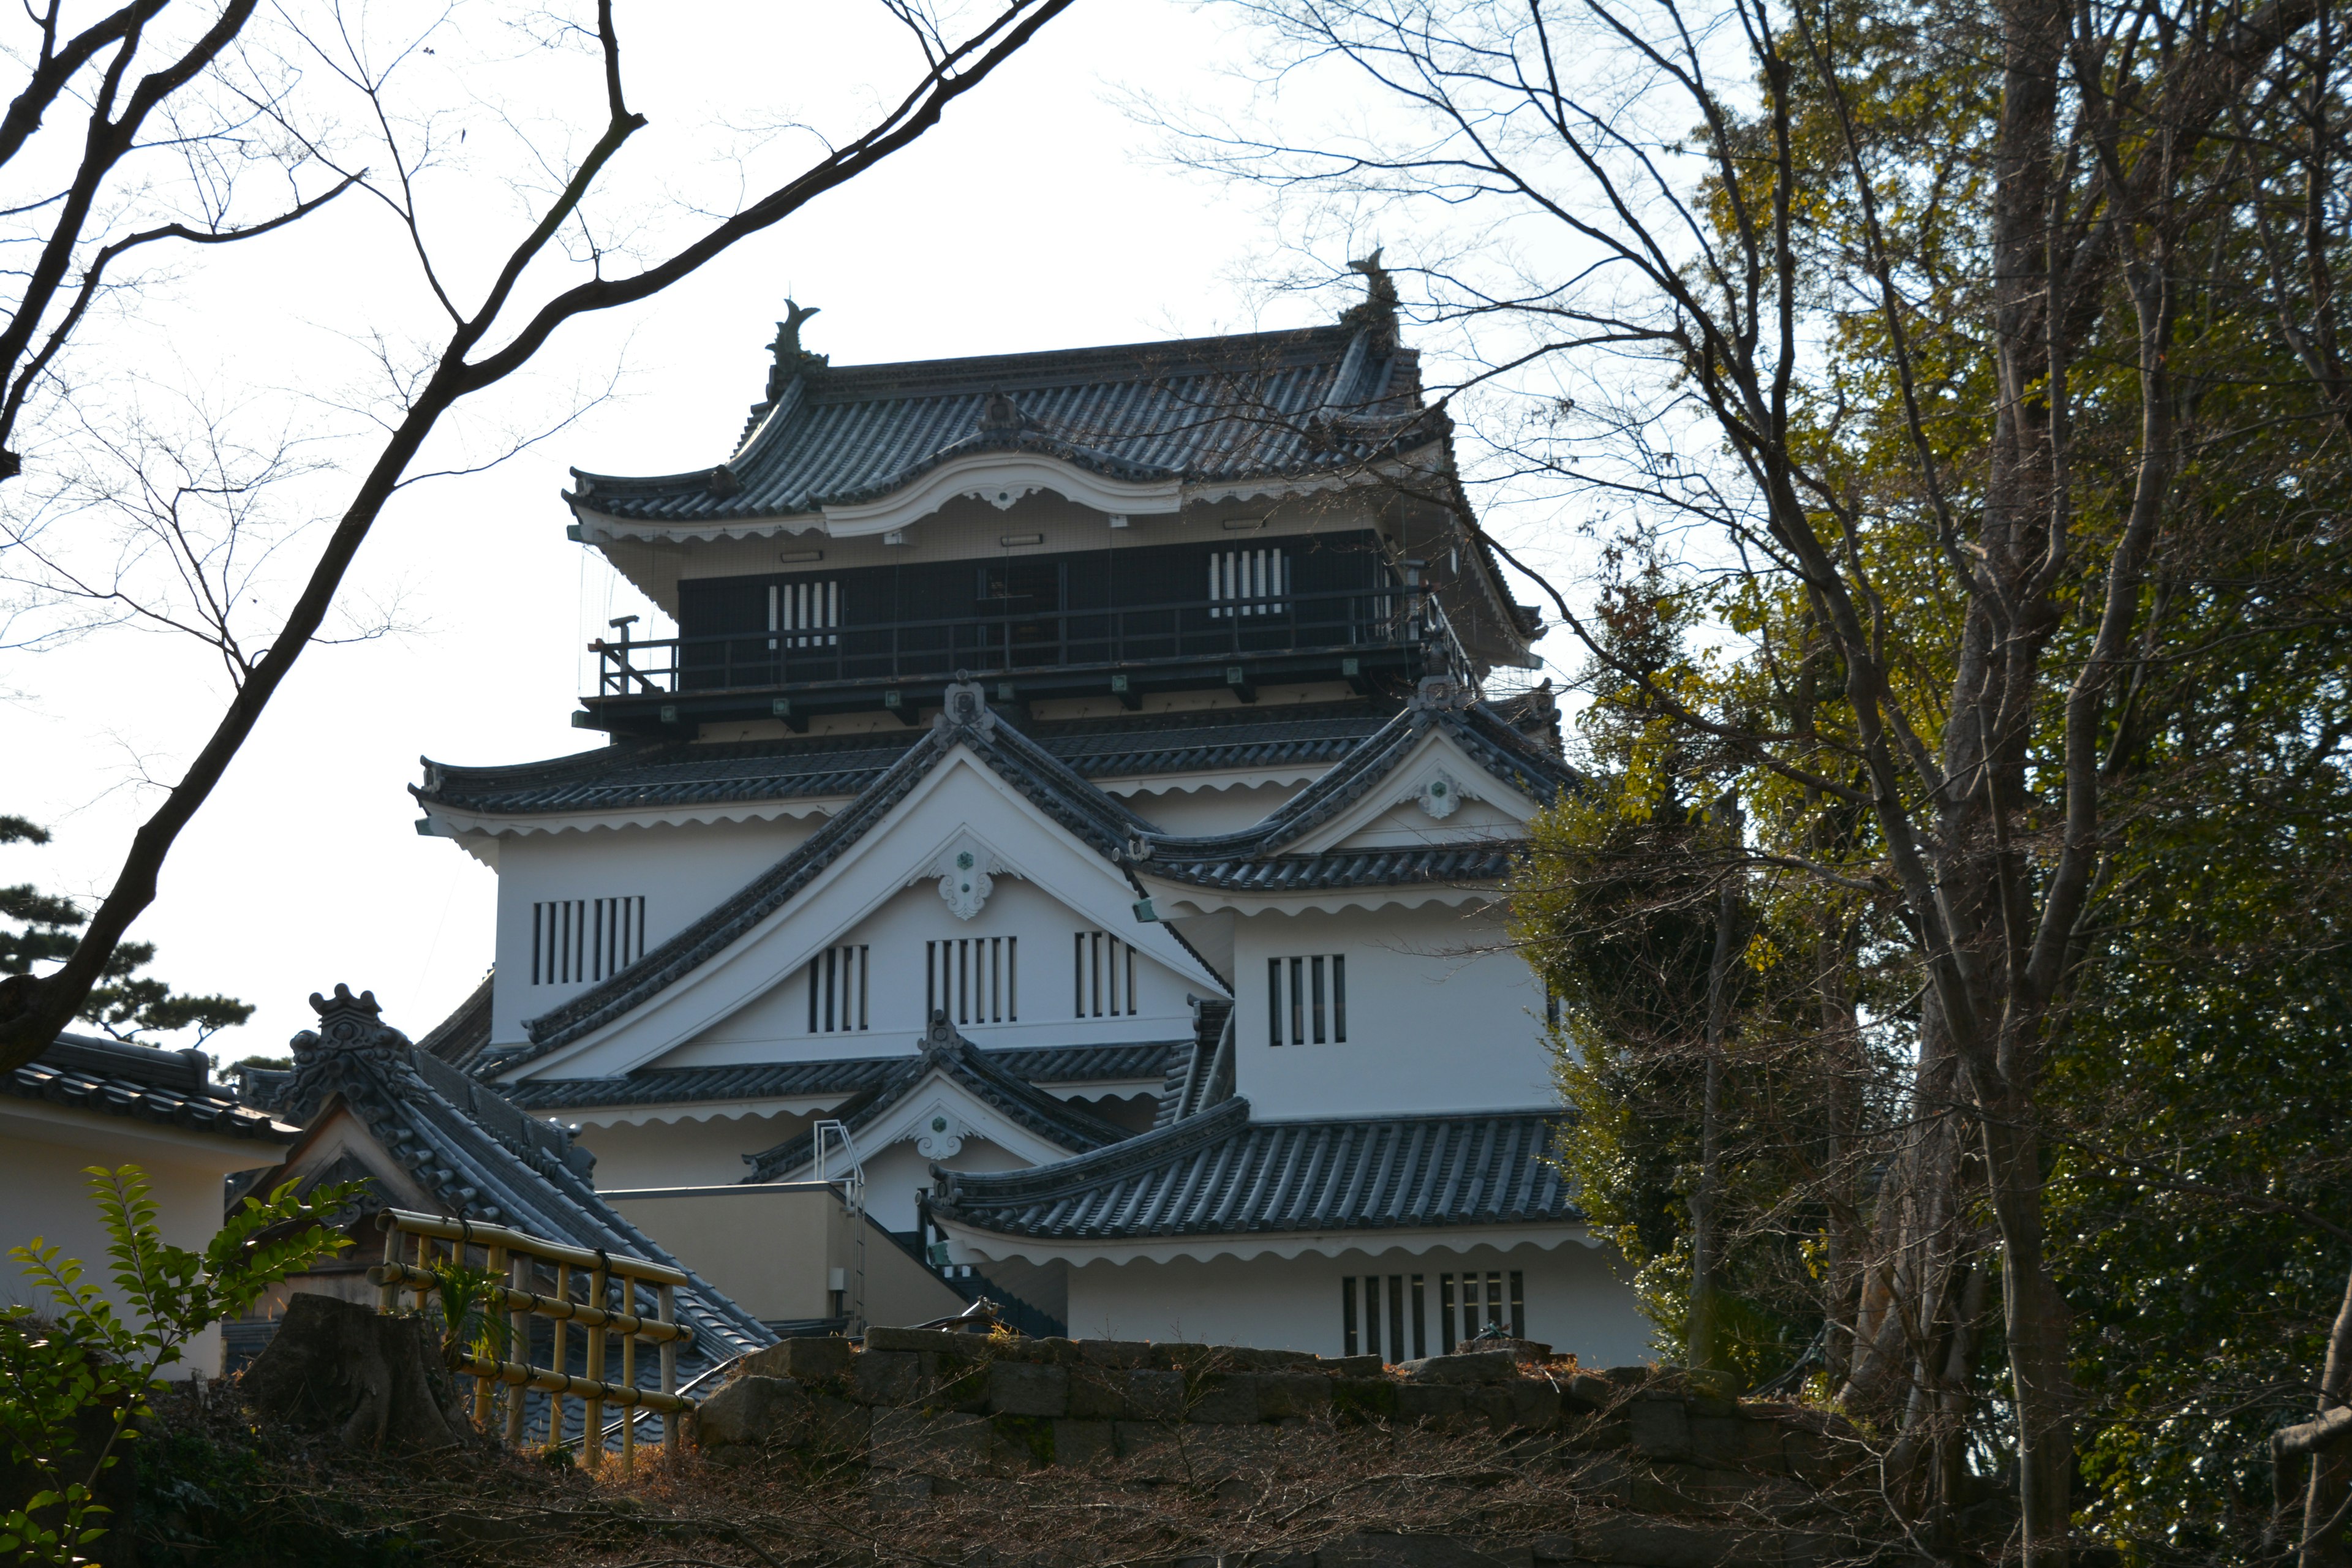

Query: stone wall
[692,1329,1898,1568]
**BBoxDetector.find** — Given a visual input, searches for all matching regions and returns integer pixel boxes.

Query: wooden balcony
[579,585,1461,733]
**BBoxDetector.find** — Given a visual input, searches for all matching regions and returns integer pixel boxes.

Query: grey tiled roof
[417,972,496,1072]
[1130,689,1580,889]
[929,1098,1577,1241]
[508,701,1152,1065]
[743,1017,1135,1183]
[254,986,772,1375]
[415,703,1393,820]
[566,323,1436,526]
[9,1033,296,1144]
[1145,844,1520,892]
[499,1042,1182,1113]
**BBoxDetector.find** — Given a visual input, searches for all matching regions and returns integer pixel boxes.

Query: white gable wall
[1233,904,1555,1118]
[1330,796,1524,850]
[492,815,827,1043]
[665,876,1196,1065]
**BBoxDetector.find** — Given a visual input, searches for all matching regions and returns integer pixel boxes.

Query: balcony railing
[589,584,1458,702]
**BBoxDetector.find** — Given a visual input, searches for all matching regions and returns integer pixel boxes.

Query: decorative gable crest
[922,830,1013,920]
[1403,765,1479,820]
[914,1099,970,1159]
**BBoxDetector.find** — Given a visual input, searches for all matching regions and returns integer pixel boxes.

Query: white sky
[1,0,1600,1063]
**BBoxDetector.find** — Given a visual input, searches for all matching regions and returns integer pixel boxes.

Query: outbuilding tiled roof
[497,1041,1182,1114]
[417,973,496,1072]
[9,1033,296,1144]
[742,1016,1135,1183]
[565,323,1436,527]
[415,702,1395,821]
[929,1098,1577,1242]
[250,986,772,1376]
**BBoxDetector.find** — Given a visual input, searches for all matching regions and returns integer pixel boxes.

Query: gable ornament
[922,832,1012,920]
[1405,766,1477,820]
[915,1101,969,1159]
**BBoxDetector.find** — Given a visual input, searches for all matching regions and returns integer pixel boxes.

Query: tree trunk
[1686,796,1743,1384]
[2297,1262,2352,1567]
[241,1292,472,1452]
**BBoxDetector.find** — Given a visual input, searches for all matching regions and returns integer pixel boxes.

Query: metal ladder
[811,1119,867,1333]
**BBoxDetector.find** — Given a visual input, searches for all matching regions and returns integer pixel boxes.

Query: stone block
[1602,1364,1654,1385]
[1332,1376,1399,1422]
[867,1325,994,1355]
[1690,1415,1785,1474]
[1076,1338,1155,1368]
[1497,1379,1562,1432]
[1395,1383,1468,1425]
[1152,1341,1218,1370]
[1029,1336,1083,1364]
[1126,1367,1189,1420]
[1224,1346,1321,1370]
[987,1360,1070,1417]
[1577,1514,1780,1568]
[1566,1450,1633,1503]
[1319,1534,1532,1568]
[741,1336,854,1382]
[1066,1365,1128,1420]
[1397,1350,1520,1385]
[1528,1535,1579,1563]
[867,1408,1000,1471]
[1322,1354,1387,1377]
[1563,1372,1617,1411]
[854,1349,921,1406]
[921,1346,993,1411]
[1184,1371,1259,1423]
[807,1393,873,1452]
[1629,1397,1692,1461]
[1256,1370,1333,1420]
[1113,1420,1182,1470]
[1051,1417,1115,1466]
[693,1374,807,1449]
[1782,1428,1861,1489]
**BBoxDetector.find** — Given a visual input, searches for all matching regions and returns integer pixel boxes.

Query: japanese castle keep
[409,269,1649,1364]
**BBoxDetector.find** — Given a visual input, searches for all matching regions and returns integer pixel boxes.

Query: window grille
[1074,931,1139,1017]
[1341,1273,1428,1362]
[1436,1270,1527,1352]
[768,578,839,648]
[926,937,1016,1025]
[806,944,869,1033]
[1266,953,1347,1045]
[1208,547,1287,617]
[529,897,645,985]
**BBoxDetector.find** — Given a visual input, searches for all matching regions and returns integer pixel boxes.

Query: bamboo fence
[368,1209,698,1475]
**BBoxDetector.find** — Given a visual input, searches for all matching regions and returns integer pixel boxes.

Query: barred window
[927,937,1016,1025]
[769,578,839,647]
[1267,953,1346,1045]
[1074,931,1138,1017]
[1208,547,1287,617]
[807,944,869,1033]
[1341,1273,1425,1362]
[1436,1270,1526,1352]
[530,897,644,985]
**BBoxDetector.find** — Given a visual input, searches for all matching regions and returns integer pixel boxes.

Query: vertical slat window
[1267,953,1349,1044]
[1208,547,1288,617]
[767,578,839,648]
[1074,931,1139,1017]
[529,897,645,984]
[1510,1271,1526,1339]
[926,938,1017,1025]
[1343,1274,1427,1362]
[805,945,869,1032]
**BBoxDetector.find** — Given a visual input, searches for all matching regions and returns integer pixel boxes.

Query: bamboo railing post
[475,1244,503,1430]
[620,1307,638,1477]
[377,1220,400,1311]
[552,1261,571,1452]
[505,1252,529,1446]
[582,1258,608,1471]
[412,1231,433,1316]
[658,1283,678,1457]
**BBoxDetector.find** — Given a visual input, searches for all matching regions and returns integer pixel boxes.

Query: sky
[1,0,1602,1063]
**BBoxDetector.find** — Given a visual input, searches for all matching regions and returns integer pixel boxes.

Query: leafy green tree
[0,817,251,1047]
[1,1166,364,1566]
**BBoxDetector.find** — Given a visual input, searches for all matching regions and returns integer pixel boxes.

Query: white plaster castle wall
[573,1108,811,1189]
[862,1136,1027,1234]
[491,815,826,1042]
[1120,780,1311,838]
[1062,1241,1651,1366]
[656,876,1203,1068]
[1231,904,1555,1119]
